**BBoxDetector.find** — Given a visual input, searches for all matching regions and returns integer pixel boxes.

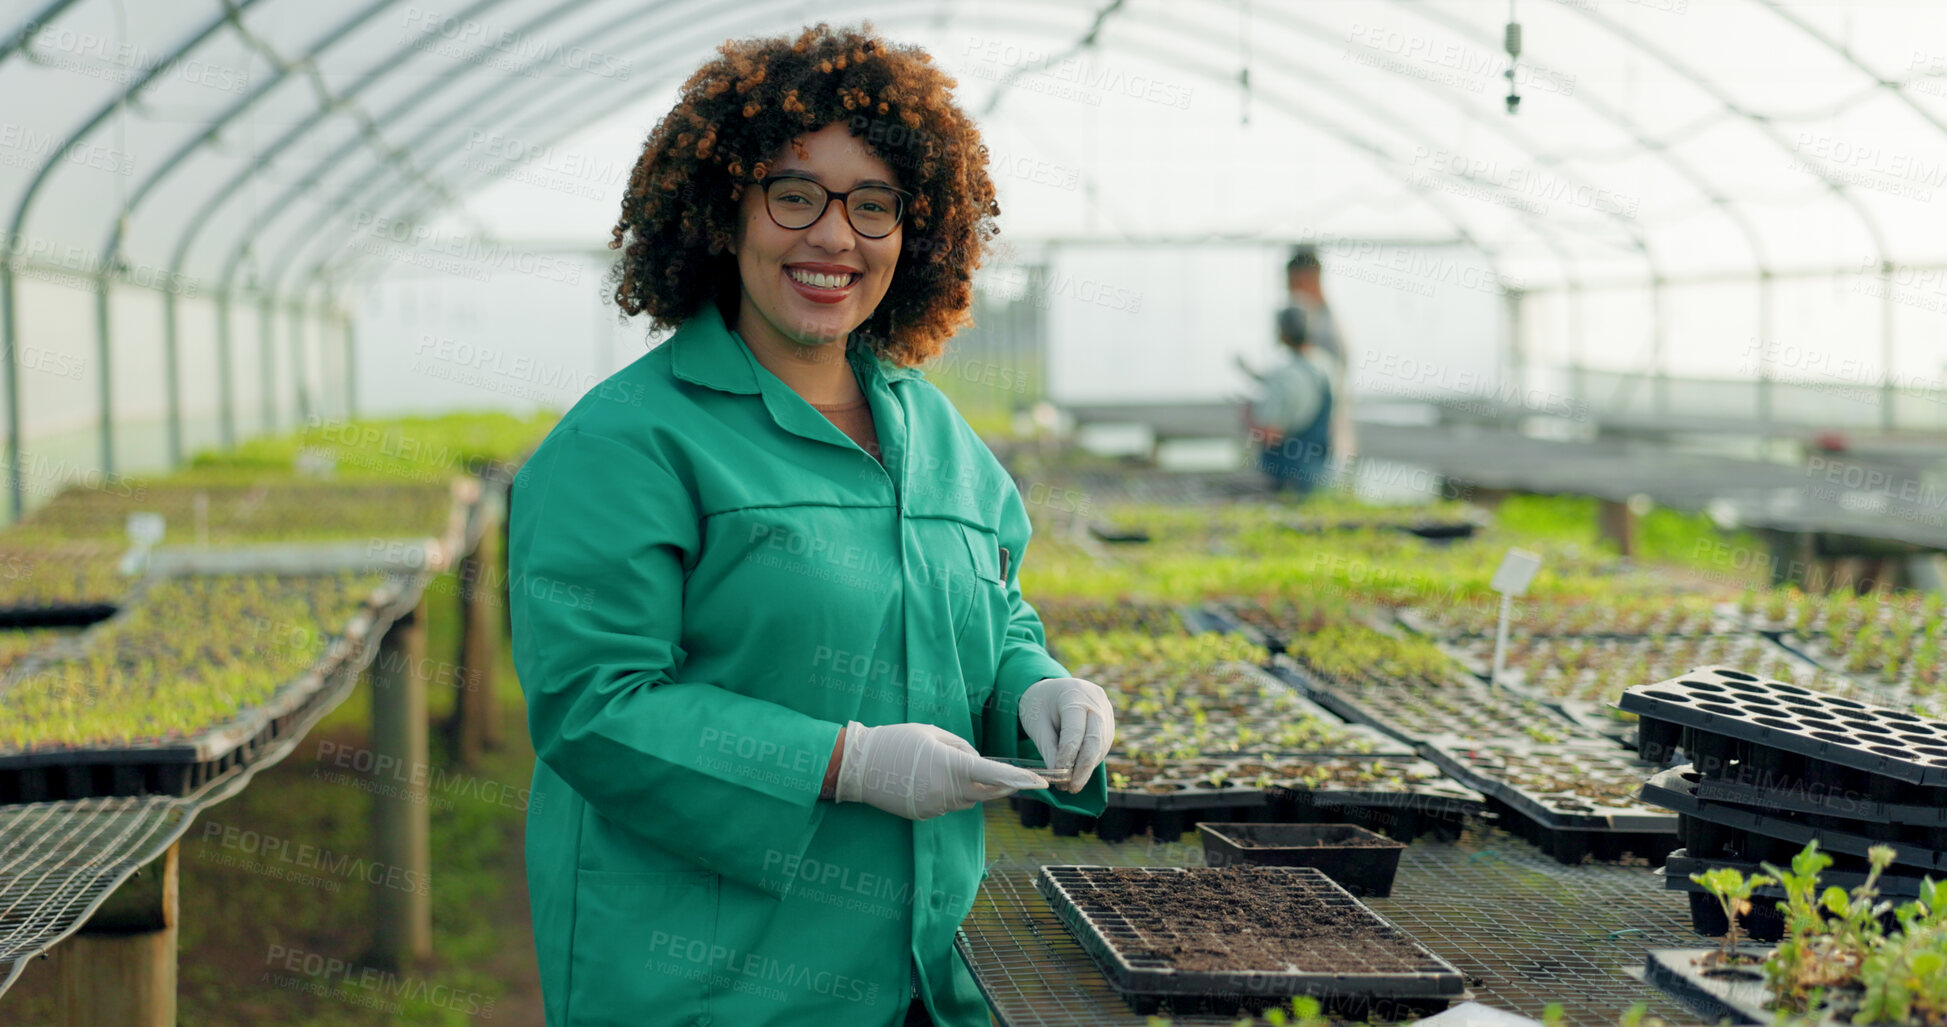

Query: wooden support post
[1597,498,1637,559]
[452,486,504,764]
[53,842,178,1027]
[370,594,431,967]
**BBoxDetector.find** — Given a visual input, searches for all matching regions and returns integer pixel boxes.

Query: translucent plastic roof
[5,0,1947,301]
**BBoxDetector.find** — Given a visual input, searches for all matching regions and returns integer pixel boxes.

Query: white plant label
[1490,547,1543,597]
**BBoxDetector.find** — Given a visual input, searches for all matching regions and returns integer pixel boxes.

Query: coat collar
[670,299,923,395]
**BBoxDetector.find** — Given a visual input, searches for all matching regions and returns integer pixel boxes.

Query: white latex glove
[1019,677,1115,793]
[834,721,1048,820]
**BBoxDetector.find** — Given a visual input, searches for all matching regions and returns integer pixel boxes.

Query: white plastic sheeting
[3,0,1946,502]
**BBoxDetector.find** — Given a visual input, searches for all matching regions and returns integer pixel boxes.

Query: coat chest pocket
[953,522,1009,711]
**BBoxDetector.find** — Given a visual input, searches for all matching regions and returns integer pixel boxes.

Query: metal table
[961,803,1708,1026]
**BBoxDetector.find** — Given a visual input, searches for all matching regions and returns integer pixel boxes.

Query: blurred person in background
[1284,244,1356,462]
[1246,305,1336,495]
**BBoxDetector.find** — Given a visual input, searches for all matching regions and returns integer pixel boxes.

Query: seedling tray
[1198,600,1396,656]
[1623,666,1947,786]
[1282,516,1484,541]
[1657,846,1928,943]
[1086,522,1151,544]
[1396,604,1736,641]
[1269,657,1587,747]
[0,575,414,803]
[1640,765,1947,874]
[1641,948,1779,1026]
[1658,846,1930,902]
[1028,754,1487,844]
[1197,823,1405,896]
[1691,763,1947,826]
[0,603,119,630]
[1034,865,1465,1016]
[1420,737,1677,864]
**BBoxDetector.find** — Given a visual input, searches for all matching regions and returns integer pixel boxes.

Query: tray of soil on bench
[1034,864,1465,1017]
[1197,823,1405,896]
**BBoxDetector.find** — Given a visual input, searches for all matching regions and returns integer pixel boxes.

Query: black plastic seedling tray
[1282,517,1483,542]
[1197,822,1405,896]
[0,576,412,803]
[1641,948,1778,1026]
[1419,737,1678,865]
[1640,765,1947,874]
[0,603,119,630]
[1395,605,1736,641]
[1656,847,1927,943]
[1024,754,1489,844]
[1691,764,1947,826]
[1267,658,1586,749]
[1035,864,1465,1017]
[1086,523,1151,544]
[1622,666,1947,787]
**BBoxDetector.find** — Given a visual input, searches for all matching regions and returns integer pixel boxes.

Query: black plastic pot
[1196,822,1405,896]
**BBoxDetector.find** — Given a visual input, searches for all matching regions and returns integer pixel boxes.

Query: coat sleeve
[976,472,1108,816]
[509,427,843,895]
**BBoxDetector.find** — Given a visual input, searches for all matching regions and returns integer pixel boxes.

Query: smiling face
[729,122,903,352]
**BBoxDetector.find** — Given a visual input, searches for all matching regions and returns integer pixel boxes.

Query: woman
[508,23,1113,1027]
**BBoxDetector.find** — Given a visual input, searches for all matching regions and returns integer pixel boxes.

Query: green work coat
[508,298,1106,1027]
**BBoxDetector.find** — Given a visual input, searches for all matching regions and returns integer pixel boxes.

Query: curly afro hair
[606,22,1001,368]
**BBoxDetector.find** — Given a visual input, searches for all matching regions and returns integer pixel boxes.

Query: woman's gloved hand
[1019,677,1115,793]
[834,721,1049,820]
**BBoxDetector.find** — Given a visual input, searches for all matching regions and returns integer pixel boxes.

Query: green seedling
[1691,865,1777,965]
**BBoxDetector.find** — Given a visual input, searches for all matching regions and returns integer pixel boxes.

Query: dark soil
[1073,867,1434,974]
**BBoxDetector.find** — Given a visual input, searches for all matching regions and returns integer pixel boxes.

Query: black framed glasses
[757,174,909,239]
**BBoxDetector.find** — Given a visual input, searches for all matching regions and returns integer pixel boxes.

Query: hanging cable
[1504,0,1523,114]
[1239,0,1251,127]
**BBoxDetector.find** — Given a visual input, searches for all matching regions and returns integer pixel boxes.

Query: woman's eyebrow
[773,168,899,189]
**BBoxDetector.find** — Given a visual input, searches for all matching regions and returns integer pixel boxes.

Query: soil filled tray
[1034,865,1465,1016]
[1622,666,1947,787]
[1641,765,1947,874]
[1197,823,1405,896]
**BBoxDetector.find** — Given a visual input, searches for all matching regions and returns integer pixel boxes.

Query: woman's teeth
[788,268,855,289]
